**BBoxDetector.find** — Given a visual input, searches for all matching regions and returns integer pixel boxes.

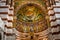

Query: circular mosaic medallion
[16,3,48,33]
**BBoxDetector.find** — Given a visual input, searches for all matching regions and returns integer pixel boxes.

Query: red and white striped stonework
[48,0,60,40]
[0,0,60,40]
[0,0,15,40]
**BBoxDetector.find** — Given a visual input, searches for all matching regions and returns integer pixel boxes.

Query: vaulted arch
[16,3,49,32]
[14,0,50,40]
[14,0,51,14]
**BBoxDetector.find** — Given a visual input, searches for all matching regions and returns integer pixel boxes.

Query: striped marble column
[0,0,15,40]
[50,0,60,40]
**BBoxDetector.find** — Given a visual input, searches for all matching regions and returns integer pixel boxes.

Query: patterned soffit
[14,0,48,14]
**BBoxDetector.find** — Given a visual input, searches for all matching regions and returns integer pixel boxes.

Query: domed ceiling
[17,4,45,23]
[15,3,49,33]
[14,0,50,33]
[14,0,48,13]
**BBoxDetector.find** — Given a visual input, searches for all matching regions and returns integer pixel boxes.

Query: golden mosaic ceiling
[17,4,45,23]
[14,0,48,13]
[14,0,50,39]
[15,3,48,33]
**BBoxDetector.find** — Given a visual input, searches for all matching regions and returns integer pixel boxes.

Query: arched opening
[14,0,51,40]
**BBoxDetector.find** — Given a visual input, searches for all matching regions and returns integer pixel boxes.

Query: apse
[15,3,48,33]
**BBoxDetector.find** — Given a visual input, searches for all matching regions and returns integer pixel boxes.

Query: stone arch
[14,1,50,40]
